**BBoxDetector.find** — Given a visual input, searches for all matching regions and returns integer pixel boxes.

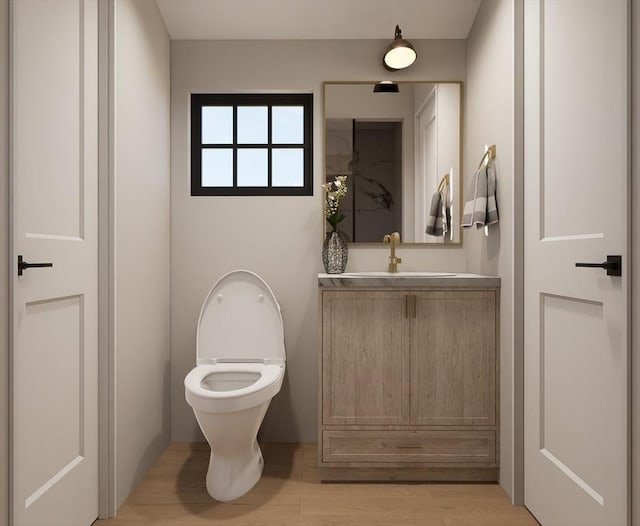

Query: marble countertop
[318,272,501,288]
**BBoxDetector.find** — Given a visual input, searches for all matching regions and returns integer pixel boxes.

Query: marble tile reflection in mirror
[324,82,462,245]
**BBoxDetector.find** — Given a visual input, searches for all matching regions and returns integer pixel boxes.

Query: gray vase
[322,230,348,274]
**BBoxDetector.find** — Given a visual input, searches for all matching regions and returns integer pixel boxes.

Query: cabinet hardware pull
[397,444,422,449]
[412,295,417,318]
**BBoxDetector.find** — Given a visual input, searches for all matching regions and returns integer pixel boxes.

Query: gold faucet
[382,232,402,273]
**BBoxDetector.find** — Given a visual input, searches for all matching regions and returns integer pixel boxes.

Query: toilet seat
[196,270,285,365]
[185,363,284,414]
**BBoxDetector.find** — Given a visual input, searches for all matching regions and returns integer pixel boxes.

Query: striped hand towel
[425,181,451,237]
[425,191,444,236]
[462,162,499,228]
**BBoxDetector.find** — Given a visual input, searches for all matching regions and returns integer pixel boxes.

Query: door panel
[523,0,628,524]
[412,291,496,426]
[14,0,85,239]
[541,2,627,240]
[414,93,435,241]
[322,291,410,426]
[19,295,84,498]
[539,294,617,506]
[11,1,99,524]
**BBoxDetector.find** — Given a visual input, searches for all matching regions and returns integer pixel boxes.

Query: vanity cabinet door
[411,290,497,426]
[322,291,410,425]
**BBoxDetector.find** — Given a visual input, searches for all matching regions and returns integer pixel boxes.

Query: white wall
[113,0,171,508]
[171,39,467,443]
[0,2,8,524]
[464,0,516,500]
[633,1,639,523]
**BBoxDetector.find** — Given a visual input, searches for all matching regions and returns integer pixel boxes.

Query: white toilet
[184,270,286,501]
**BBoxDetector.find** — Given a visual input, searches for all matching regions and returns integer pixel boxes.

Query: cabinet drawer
[322,430,495,464]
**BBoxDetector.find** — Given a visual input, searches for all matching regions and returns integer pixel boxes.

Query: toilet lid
[196,270,286,364]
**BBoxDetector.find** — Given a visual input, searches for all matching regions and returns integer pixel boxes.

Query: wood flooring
[96,443,539,526]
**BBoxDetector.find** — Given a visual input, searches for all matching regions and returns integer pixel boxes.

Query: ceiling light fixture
[382,25,417,71]
[373,81,400,93]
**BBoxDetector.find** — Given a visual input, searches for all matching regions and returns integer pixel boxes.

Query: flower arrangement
[322,175,348,232]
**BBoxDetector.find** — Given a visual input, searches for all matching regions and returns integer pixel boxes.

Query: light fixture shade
[383,25,417,71]
[373,81,400,93]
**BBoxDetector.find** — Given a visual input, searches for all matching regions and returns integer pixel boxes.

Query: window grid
[191,93,313,196]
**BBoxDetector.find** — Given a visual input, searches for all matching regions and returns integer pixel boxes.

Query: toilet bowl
[184,270,286,501]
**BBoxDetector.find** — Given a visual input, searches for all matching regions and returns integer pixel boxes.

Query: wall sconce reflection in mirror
[373,81,400,93]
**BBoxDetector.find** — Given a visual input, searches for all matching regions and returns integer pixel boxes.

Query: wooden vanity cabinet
[319,287,499,481]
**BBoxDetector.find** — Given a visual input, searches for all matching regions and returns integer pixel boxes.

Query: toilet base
[206,439,264,501]
[188,376,282,502]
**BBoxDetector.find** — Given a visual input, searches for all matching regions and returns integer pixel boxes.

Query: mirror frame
[322,80,464,247]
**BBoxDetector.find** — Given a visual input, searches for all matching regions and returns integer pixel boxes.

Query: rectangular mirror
[324,81,462,245]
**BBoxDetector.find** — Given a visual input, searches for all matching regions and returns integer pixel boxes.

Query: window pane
[272,148,303,187]
[202,149,233,187]
[238,149,268,187]
[202,106,233,144]
[237,106,267,144]
[272,106,304,144]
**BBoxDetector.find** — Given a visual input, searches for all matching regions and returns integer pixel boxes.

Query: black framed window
[191,93,313,196]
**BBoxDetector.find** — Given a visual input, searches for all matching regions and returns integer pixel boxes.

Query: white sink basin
[339,271,456,278]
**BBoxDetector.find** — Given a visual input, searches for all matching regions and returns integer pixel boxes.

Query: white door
[11,1,99,525]
[414,89,436,241]
[523,1,629,525]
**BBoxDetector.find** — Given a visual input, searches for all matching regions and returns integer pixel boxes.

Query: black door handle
[575,255,622,277]
[17,255,53,276]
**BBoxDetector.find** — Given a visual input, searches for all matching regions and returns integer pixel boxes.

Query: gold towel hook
[437,173,449,192]
[477,144,496,169]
